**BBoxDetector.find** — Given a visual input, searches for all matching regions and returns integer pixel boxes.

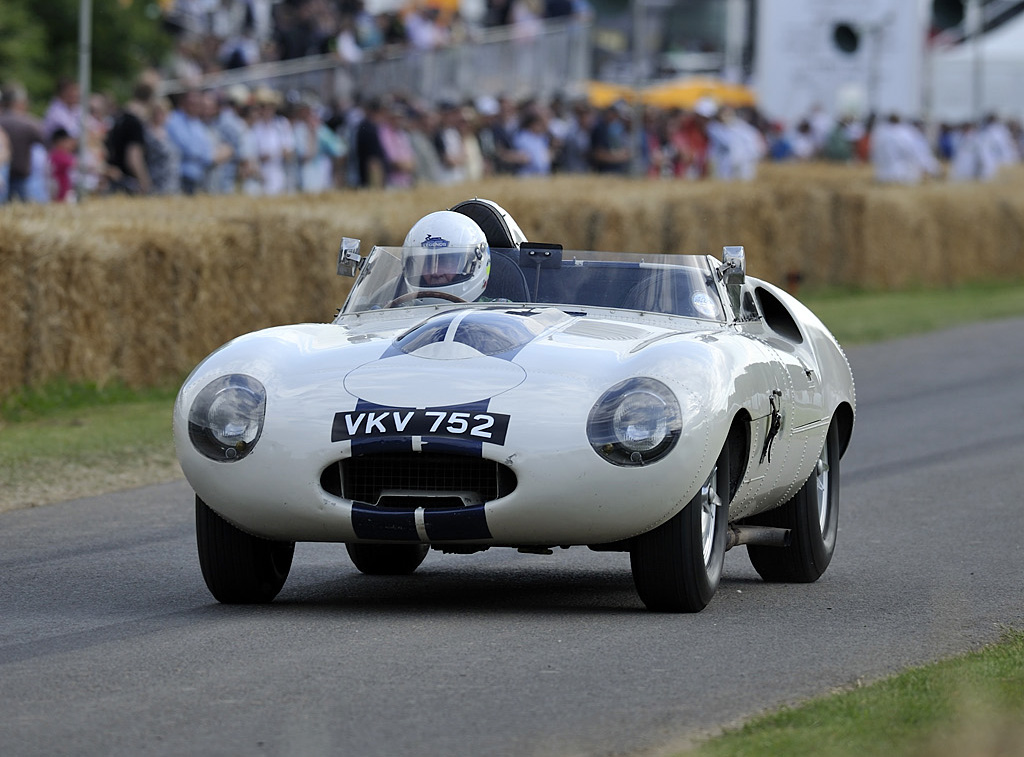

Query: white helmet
[402,211,490,302]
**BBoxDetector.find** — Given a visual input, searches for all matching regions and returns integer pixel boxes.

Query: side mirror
[720,246,746,316]
[720,246,746,287]
[337,237,362,277]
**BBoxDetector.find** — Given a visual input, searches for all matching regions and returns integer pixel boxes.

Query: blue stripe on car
[424,505,491,540]
[350,503,492,541]
[350,503,418,540]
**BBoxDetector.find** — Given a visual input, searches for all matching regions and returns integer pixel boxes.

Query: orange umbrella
[640,76,756,110]
[587,77,757,111]
[585,80,638,109]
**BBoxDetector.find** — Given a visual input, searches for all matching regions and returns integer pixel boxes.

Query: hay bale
[0,224,31,398]
[3,163,1024,403]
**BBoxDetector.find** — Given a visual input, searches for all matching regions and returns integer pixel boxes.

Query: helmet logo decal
[421,235,450,249]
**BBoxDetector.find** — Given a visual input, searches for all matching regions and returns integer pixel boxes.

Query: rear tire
[629,443,730,612]
[196,497,294,603]
[346,543,429,575]
[746,421,840,582]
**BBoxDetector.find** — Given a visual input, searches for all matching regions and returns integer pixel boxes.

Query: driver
[401,211,490,302]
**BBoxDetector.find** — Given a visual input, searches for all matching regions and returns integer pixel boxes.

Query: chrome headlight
[587,378,681,466]
[188,374,266,462]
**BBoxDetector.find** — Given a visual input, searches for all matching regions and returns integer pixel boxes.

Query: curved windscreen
[341,247,727,322]
[395,309,567,357]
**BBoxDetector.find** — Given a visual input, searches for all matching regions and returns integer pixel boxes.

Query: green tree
[3,0,172,106]
[0,0,50,99]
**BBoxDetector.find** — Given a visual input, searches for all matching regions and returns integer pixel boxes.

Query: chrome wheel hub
[700,465,722,566]
[815,445,831,533]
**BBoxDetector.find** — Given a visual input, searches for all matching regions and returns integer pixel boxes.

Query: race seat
[452,199,531,302]
[450,199,522,250]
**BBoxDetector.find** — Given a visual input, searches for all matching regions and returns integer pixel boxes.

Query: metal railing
[159,19,592,106]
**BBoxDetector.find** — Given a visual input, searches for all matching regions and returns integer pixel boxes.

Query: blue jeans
[7,175,30,202]
[181,175,201,196]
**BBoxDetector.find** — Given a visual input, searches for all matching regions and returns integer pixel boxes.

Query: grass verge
[0,382,182,512]
[688,629,1024,757]
[801,281,1024,345]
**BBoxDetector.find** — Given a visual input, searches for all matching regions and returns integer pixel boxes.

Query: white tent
[928,11,1024,122]
[754,0,926,125]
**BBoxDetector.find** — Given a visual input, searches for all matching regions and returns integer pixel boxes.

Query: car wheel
[746,420,840,583]
[195,496,295,603]
[629,443,730,612]
[346,543,429,575]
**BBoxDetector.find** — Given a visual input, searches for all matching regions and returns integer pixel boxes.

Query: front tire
[346,543,429,575]
[629,444,730,612]
[746,420,840,582]
[196,497,295,603]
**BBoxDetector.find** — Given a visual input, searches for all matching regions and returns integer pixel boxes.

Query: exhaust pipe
[726,525,791,550]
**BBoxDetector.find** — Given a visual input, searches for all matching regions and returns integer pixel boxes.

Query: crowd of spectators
[6,0,1021,204]
[164,0,592,84]
[2,70,1023,206]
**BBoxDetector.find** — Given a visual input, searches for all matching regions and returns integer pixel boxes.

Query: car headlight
[587,378,681,466]
[188,374,266,462]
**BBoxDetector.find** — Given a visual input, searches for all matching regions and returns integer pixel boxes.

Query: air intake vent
[322,452,517,507]
[563,321,649,340]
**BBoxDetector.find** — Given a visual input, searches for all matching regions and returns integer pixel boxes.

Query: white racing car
[174,199,855,612]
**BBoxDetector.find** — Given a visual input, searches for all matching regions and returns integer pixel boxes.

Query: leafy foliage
[0,1,49,96]
[0,0,172,106]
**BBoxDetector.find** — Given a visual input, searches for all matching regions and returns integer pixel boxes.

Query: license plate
[332,407,510,445]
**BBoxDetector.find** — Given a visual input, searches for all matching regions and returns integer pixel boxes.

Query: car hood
[345,307,684,406]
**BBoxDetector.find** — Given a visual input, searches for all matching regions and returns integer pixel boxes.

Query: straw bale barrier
[2,162,1024,401]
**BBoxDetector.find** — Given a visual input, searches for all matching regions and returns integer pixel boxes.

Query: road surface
[2,318,1023,756]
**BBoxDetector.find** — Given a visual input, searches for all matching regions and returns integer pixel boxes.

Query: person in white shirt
[788,120,816,160]
[871,114,940,184]
[948,121,993,181]
[907,119,942,179]
[807,103,834,154]
[979,114,1019,173]
[250,89,295,195]
[727,109,766,181]
[707,107,764,181]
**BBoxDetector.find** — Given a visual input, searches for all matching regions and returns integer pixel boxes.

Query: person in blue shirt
[165,90,214,195]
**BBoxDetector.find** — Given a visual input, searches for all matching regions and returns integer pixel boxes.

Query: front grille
[321,452,517,508]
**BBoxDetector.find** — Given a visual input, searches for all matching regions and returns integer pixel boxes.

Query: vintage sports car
[174,199,855,612]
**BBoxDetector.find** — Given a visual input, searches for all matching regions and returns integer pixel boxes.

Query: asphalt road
[2,317,1023,757]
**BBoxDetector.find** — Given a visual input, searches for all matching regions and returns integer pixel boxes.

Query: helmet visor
[403,246,482,289]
